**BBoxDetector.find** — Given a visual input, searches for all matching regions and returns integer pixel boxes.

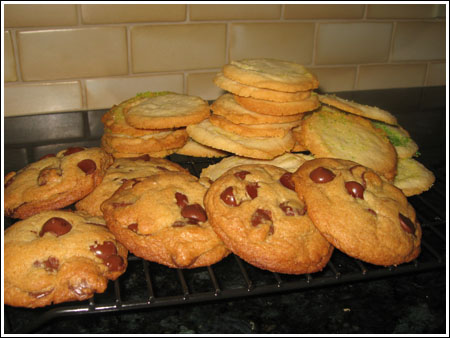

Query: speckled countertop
[3,87,447,334]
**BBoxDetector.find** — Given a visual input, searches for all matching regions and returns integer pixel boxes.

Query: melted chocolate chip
[77,159,97,174]
[246,182,259,199]
[90,241,117,260]
[104,255,125,272]
[279,172,295,191]
[128,223,138,232]
[69,279,91,297]
[64,147,85,156]
[309,167,336,183]
[279,201,305,216]
[33,256,60,272]
[39,217,72,237]
[234,170,250,180]
[181,203,207,222]
[220,186,238,206]
[399,213,415,234]
[345,181,365,199]
[172,220,186,227]
[251,209,273,227]
[175,192,189,208]
[90,241,125,271]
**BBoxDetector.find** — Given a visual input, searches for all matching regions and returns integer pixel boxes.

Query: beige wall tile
[4,82,83,116]
[81,4,186,24]
[284,4,364,19]
[131,24,226,73]
[4,31,18,82]
[4,4,78,28]
[367,4,439,19]
[309,66,356,93]
[426,62,446,86]
[18,27,128,81]
[187,72,224,101]
[357,64,427,90]
[85,74,184,110]
[316,23,392,65]
[392,22,446,61]
[190,4,280,20]
[230,23,314,64]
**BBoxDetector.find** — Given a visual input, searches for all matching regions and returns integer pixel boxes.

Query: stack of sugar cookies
[187,58,320,159]
[101,91,222,158]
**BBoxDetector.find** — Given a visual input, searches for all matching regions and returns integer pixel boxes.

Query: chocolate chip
[33,256,60,272]
[367,208,377,216]
[279,201,305,216]
[39,217,72,237]
[251,209,272,227]
[175,192,189,208]
[90,241,117,261]
[234,170,250,180]
[345,181,365,199]
[69,279,91,297]
[181,203,207,222]
[104,255,125,272]
[128,223,138,232]
[172,220,186,227]
[279,172,295,191]
[77,159,97,174]
[246,182,259,199]
[112,202,133,208]
[220,186,238,206]
[309,167,336,183]
[64,147,85,156]
[399,213,415,234]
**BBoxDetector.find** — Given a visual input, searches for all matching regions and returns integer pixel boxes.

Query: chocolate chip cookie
[204,164,333,274]
[4,147,113,219]
[101,171,230,268]
[4,210,128,308]
[292,158,421,266]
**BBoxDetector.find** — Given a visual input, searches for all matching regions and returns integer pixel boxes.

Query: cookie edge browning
[292,158,421,266]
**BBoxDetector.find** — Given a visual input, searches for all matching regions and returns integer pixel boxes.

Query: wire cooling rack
[3,155,446,334]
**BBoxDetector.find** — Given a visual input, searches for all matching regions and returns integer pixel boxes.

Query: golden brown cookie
[234,93,320,116]
[292,158,421,266]
[175,138,229,158]
[4,147,113,220]
[214,72,311,102]
[211,93,305,125]
[298,106,397,181]
[204,164,333,274]
[4,210,127,308]
[101,172,230,268]
[123,93,211,130]
[76,156,188,217]
[100,136,177,159]
[101,128,189,155]
[223,58,319,92]
[393,158,435,197]
[209,114,300,138]
[186,118,295,160]
[318,94,398,125]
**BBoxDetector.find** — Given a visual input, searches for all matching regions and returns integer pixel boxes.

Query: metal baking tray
[3,155,446,334]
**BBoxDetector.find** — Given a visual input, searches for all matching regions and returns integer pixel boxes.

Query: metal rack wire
[3,155,446,334]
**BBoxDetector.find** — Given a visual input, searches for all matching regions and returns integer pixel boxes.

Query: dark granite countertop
[3,86,447,334]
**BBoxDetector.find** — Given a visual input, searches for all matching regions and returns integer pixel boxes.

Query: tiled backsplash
[4,3,446,116]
